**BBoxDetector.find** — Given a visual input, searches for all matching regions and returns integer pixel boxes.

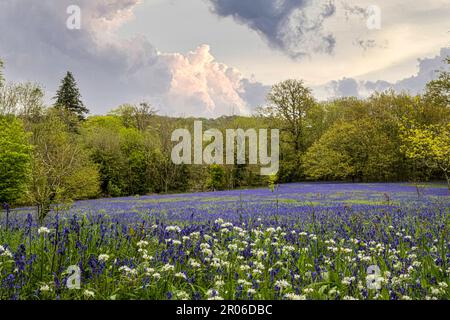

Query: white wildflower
[137,240,149,247]
[98,254,110,262]
[38,227,50,235]
[40,284,51,292]
[153,273,161,280]
[175,272,187,280]
[161,264,175,272]
[284,293,306,300]
[165,226,181,233]
[275,280,290,290]
[83,290,95,298]
[247,288,257,295]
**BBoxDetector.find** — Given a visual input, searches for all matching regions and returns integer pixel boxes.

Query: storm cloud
[207,0,337,58]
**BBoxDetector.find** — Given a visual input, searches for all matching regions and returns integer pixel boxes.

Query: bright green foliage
[83,117,133,195]
[268,173,278,192]
[110,102,157,131]
[119,127,150,195]
[302,120,399,182]
[81,116,127,196]
[54,72,89,120]
[81,115,178,196]
[207,164,225,191]
[401,123,450,190]
[27,110,100,221]
[302,122,356,181]
[0,116,32,203]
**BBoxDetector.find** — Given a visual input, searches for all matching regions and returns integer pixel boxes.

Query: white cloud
[315,47,450,99]
[159,45,269,117]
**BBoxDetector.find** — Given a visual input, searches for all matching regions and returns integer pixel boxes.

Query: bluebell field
[0,183,449,300]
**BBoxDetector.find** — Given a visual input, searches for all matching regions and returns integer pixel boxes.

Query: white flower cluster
[0,245,13,258]
[38,227,50,235]
[165,226,181,233]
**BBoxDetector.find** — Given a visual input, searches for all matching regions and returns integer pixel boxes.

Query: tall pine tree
[54,72,89,120]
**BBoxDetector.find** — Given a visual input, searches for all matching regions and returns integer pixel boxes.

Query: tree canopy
[401,122,450,190]
[1,53,449,214]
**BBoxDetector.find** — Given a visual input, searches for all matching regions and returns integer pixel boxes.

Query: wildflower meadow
[1,183,449,300]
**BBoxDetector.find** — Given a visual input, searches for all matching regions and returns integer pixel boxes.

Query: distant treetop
[54,71,89,120]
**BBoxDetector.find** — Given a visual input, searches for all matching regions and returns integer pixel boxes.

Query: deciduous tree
[0,116,32,204]
[400,123,450,190]
[27,109,99,222]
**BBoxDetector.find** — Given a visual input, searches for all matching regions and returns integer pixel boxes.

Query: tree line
[0,58,449,221]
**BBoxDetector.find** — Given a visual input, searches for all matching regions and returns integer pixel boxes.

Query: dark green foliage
[54,72,89,120]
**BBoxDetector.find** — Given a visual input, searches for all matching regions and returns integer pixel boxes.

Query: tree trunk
[445,171,450,192]
[37,201,51,225]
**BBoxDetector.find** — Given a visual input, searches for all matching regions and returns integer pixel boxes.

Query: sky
[0,0,449,117]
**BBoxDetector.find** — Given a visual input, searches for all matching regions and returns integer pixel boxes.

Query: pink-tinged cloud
[0,0,268,117]
[160,45,263,117]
